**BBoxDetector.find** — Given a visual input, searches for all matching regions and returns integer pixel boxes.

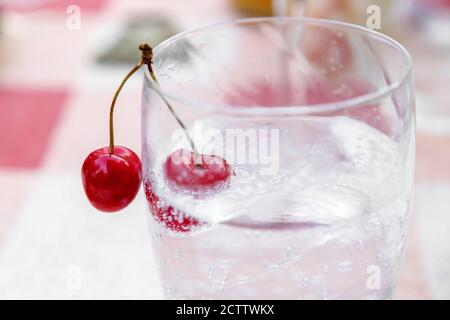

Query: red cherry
[163,149,233,195]
[144,179,204,233]
[81,146,142,212]
[144,150,231,233]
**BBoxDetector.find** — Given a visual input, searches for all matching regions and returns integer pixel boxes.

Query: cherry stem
[146,61,200,161]
[108,43,199,163]
[109,63,142,154]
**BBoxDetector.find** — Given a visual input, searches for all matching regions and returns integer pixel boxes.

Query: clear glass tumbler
[141,17,415,300]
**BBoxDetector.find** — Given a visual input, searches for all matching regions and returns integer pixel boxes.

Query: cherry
[163,149,232,195]
[144,179,204,233]
[82,44,233,214]
[82,146,141,212]
[143,149,232,232]
[81,44,153,213]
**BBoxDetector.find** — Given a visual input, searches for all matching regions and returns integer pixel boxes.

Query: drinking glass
[141,17,414,300]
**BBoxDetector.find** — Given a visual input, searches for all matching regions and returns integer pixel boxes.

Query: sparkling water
[144,116,411,299]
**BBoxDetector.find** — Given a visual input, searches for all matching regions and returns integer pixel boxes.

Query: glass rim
[145,16,413,117]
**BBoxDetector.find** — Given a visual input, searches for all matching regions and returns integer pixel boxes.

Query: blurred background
[0,0,449,299]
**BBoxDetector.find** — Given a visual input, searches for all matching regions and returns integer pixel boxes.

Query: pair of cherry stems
[109,43,199,161]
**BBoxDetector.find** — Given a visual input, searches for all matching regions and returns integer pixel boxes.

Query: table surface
[0,0,449,299]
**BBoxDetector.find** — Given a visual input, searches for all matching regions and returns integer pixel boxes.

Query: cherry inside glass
[141,17,414,300]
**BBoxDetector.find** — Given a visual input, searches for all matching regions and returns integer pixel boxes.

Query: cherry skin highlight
[163,149,233,195]
[82,146,142,212]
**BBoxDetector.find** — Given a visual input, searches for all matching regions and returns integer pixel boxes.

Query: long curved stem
[109,62,143,154]
[108,43,199,160]
[147,68,199,157]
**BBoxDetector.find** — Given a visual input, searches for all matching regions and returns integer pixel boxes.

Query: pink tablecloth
[0,0,448,299]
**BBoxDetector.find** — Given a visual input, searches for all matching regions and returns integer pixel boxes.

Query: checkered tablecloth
[0,0,448,299]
